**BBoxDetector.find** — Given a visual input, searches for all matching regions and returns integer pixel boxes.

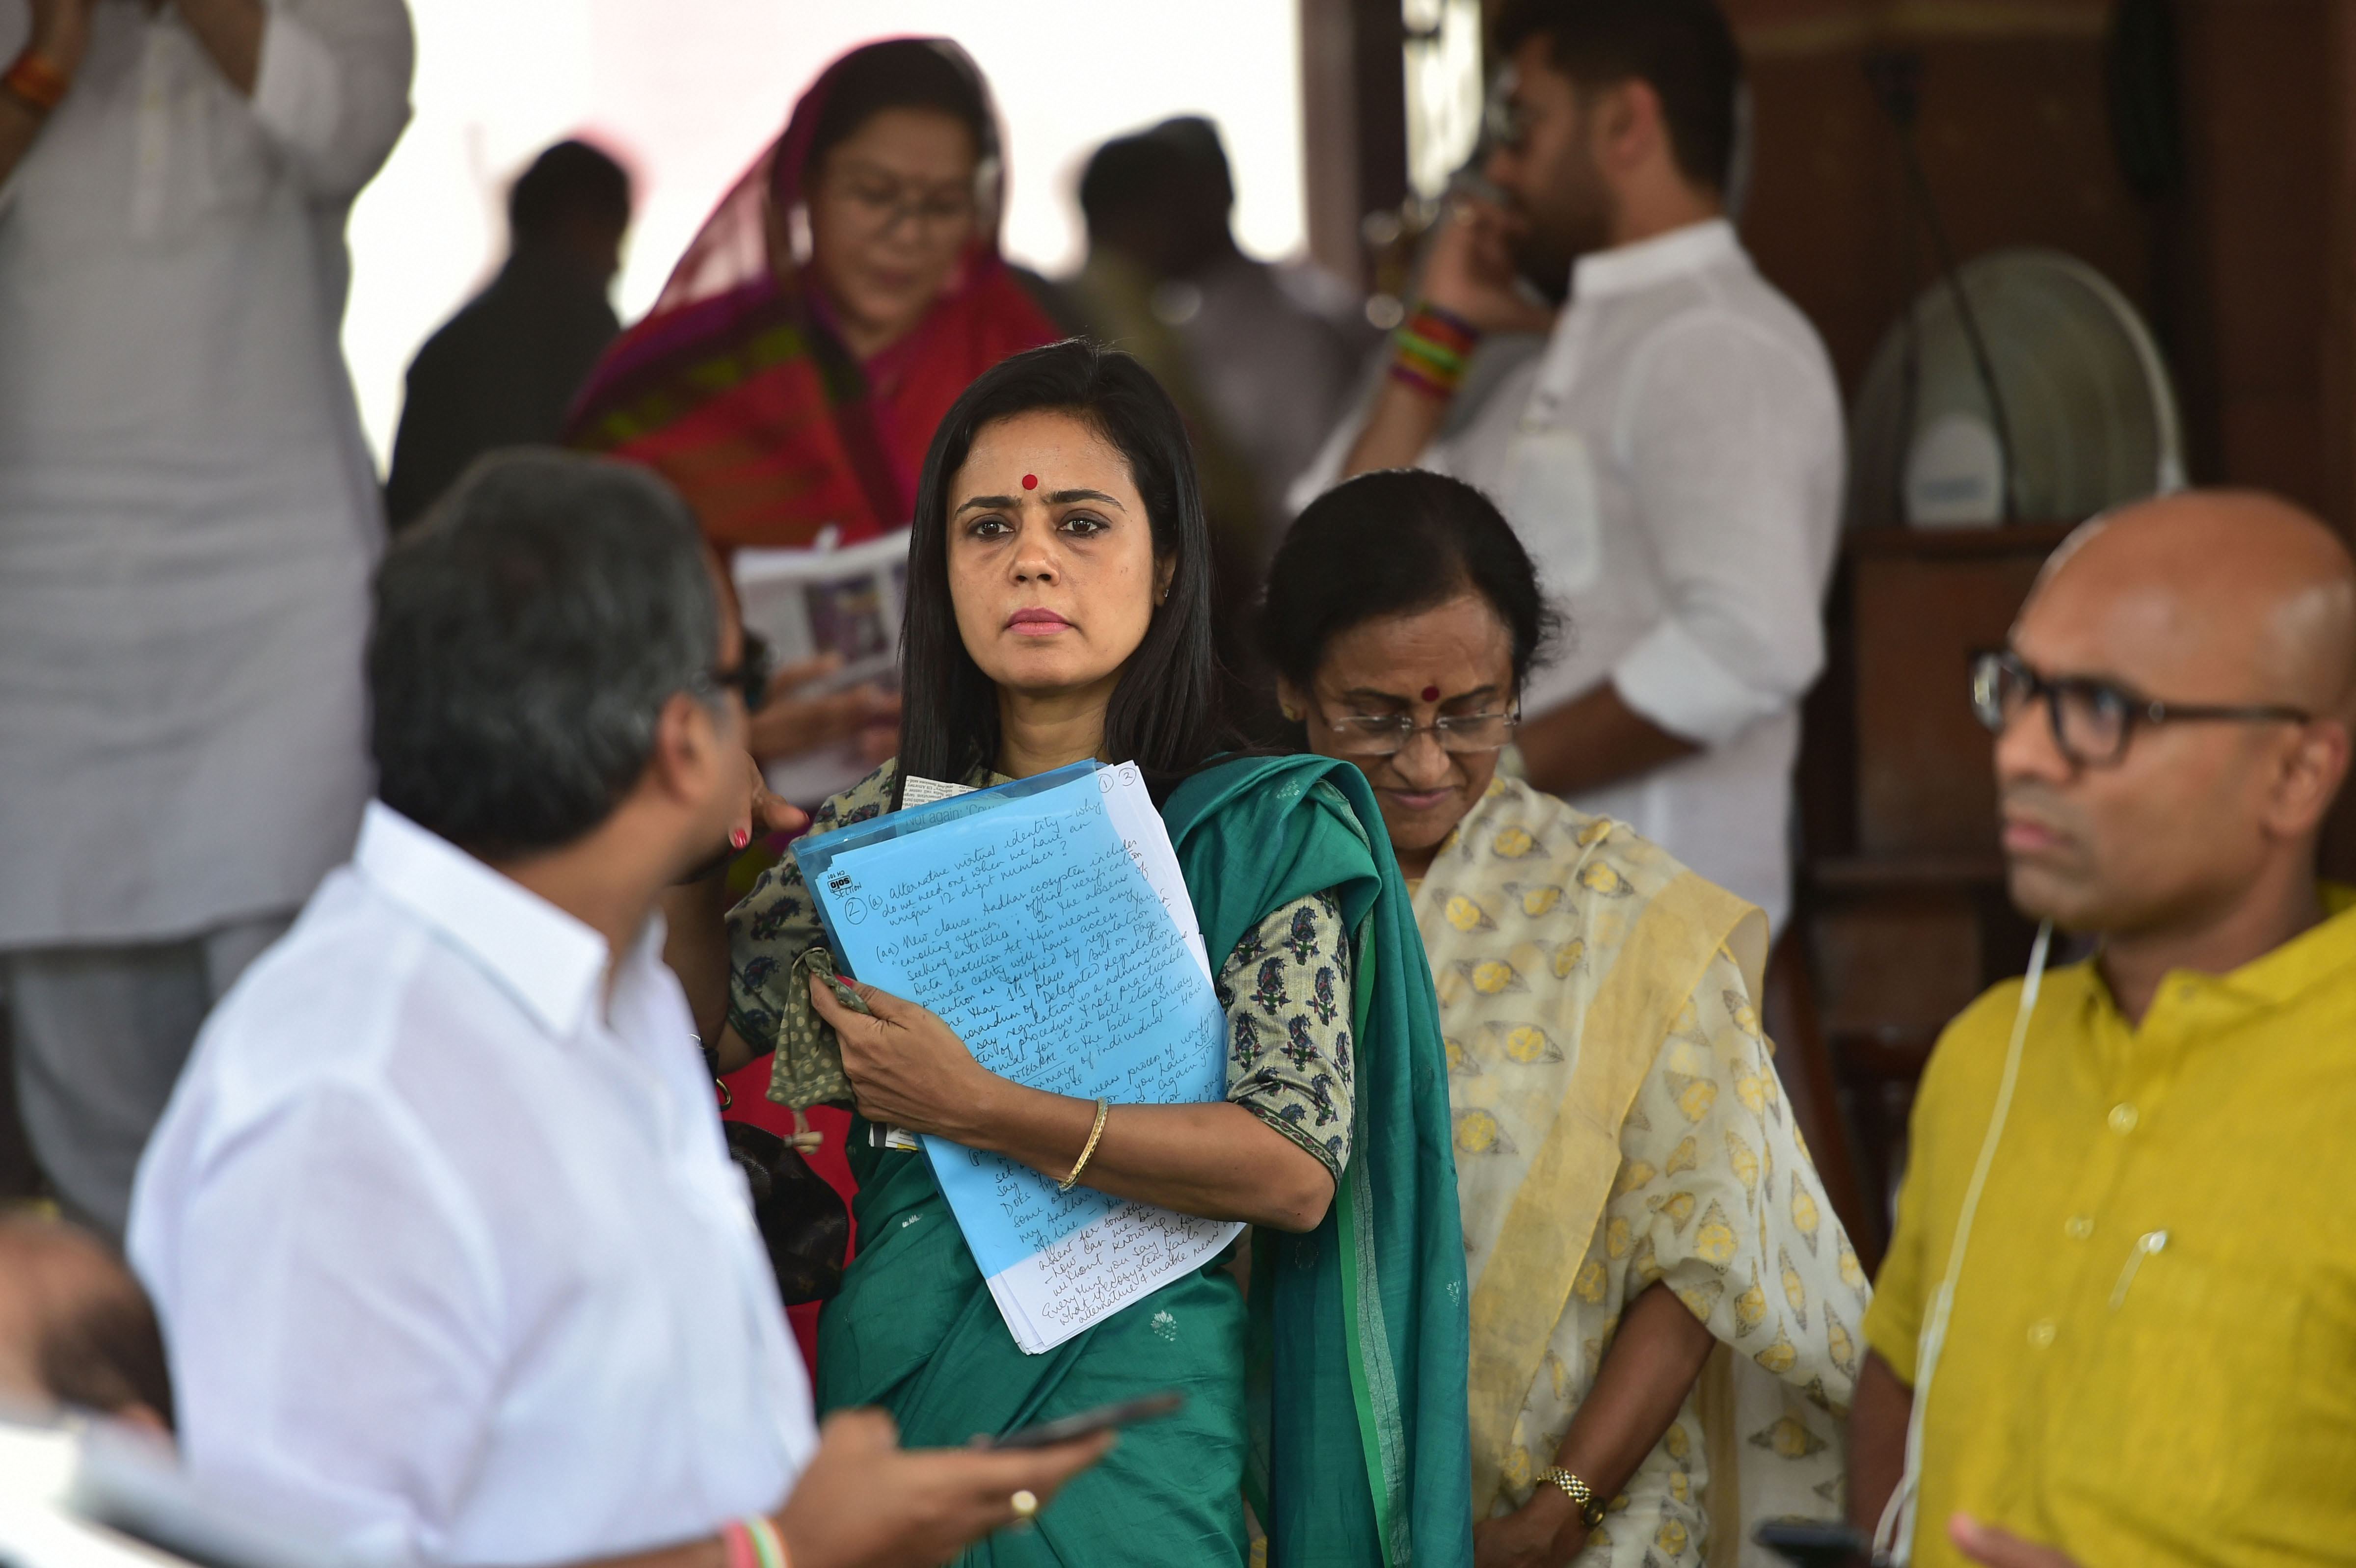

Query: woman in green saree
[689,341,1472,1566]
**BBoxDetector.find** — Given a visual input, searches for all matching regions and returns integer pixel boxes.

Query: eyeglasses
[1312,703,1519,758]
[705,629,773,712]
[1968,648,2311,768]
[830,170,978,236]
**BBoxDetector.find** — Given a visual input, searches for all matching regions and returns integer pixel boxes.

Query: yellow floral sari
[1421,778,1866,1566]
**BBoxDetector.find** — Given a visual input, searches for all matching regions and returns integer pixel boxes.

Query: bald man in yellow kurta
[1849,491,2356,1568]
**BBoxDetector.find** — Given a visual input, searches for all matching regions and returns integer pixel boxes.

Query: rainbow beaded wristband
[1388,301,1484,399]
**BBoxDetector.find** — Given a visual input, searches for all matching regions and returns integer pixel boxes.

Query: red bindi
[1421,685,1441,702]
[1021,473,1039,490]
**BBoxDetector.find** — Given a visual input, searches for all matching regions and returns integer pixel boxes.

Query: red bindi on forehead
[1021,474,1038,490]
[1422,685,1441,702]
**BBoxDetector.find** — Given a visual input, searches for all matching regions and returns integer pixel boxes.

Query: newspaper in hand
[734,527,910,807]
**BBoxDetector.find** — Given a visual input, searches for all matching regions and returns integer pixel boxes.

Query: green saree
[813,754,1472,1567]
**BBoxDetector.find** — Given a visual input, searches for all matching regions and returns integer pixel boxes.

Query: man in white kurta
[1296,0,1841,935]
[0,0,411,1235]
[128,451,1109,1568]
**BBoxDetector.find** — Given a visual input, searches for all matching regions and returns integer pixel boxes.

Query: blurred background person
[1296,0,1840,937]
[0,0,413,1240]
[1075,116,1373,542]
[1068,117,1374,729]
[0,1213,173,1431]
[566,36,1058,554]
[382,137,631,532]
[569,37,1064,788]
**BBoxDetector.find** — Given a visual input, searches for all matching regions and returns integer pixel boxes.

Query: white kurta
[1294,220,1845,933]
[0,0,412,948]
[130,805,818,1565]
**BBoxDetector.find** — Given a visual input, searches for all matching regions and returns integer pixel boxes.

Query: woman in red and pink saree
[568,38,1060,551]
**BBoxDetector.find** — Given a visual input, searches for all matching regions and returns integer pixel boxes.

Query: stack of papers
[795,762,1241,1353]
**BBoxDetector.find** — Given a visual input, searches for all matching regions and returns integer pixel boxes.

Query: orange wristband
[2,49,72,114]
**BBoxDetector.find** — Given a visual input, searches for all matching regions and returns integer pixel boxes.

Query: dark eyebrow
[953,488,1128,517]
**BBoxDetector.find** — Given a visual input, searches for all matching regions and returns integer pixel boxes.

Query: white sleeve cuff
[1611,616,1787,746]
[252,10,346,166]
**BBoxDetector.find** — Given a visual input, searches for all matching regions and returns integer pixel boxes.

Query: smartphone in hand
[989,1393,1184,1450]
[1754,1518,1874,1568]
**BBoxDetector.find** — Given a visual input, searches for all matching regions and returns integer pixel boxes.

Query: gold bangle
[1542,1466,1606,1529]
[1058,1098,1109,1192]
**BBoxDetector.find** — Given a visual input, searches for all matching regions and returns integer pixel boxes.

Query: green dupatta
[1165,755,1471,1568]
[814,754,1471,1567]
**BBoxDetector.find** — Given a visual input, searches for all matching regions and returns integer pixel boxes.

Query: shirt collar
[352,802,610,1039]
[2196,881,2356,1009]
[2080,882,2356,1026]
[1571,217,1743,302]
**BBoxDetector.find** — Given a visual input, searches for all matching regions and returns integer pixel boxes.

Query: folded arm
[1475,1281,1716,1567]
[222,0,413,198]
[810,976,1337,1234]
[1527,315,1841,798]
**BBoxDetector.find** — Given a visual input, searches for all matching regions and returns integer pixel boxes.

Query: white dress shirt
[1294,219,1844,931]
[128,804,818,1567]
[0,0,411,947]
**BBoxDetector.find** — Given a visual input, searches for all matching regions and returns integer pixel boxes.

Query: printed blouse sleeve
[1604,945,1871,1409]
[1215,889,1356,1184]
[728,767,896,1109]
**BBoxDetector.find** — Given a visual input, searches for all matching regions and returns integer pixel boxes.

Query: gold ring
[1010,1489,1038,1521]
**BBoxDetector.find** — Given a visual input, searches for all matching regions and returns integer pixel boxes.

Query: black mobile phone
[989,1392,1185,1450]
[1754,1518,1873,1568]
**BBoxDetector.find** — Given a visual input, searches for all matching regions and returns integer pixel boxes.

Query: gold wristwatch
[1543,1466,1607,1529]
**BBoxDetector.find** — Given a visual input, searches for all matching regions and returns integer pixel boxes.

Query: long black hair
[893,340,1229,805]
[1259,468,1561,696]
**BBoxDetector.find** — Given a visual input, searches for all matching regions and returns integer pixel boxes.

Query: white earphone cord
[1872,920,2053,1566]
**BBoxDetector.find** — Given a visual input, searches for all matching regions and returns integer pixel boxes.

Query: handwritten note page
[1098,762,1210,980]
[806,766,1239,1351]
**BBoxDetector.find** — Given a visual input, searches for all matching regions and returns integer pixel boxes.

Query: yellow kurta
[1423,778,1865,1567]
[1866,886,2356,1567]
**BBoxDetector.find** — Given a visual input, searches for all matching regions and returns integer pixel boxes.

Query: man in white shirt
[127,452,1104,1568]
[0,0,406,1238]
[1301,0,1842,933]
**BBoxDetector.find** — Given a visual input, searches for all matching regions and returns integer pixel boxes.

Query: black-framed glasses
[1313,702,1520,758]
[705,629,773,712]
[1968,648,2311,768]
[830,169,980,235]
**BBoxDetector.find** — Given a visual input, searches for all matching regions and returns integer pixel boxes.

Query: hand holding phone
[989,1392,1184,1450]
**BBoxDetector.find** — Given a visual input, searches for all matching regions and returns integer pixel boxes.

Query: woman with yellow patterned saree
[1264,470,1870,1568]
